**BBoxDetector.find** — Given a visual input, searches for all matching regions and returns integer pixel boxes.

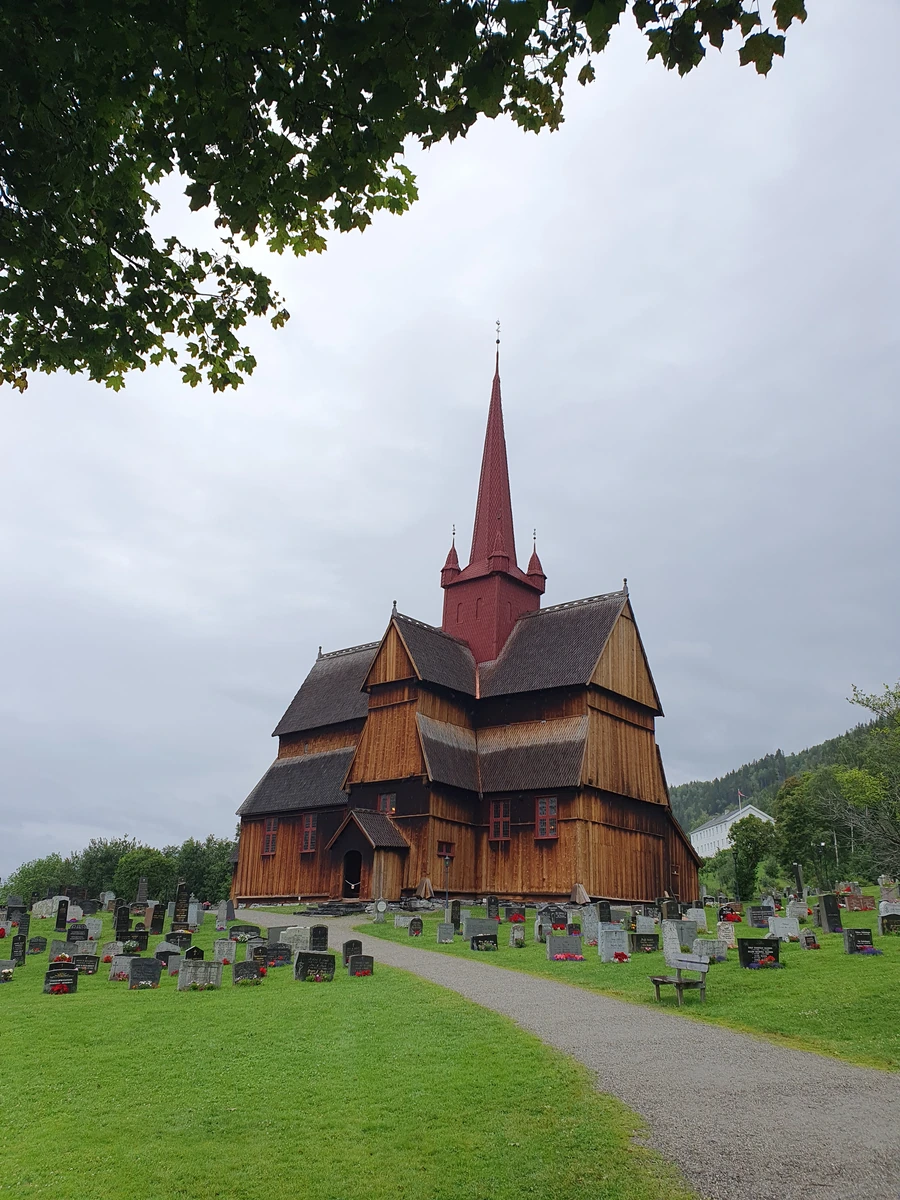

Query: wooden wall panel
[588,690,654,730]
[368,682,415,709]
[584,709,667,803]
[365,625,417,687]
[474,688,586,729]
[417,688,472,728]
[345,700,425,784]
[232,809,345,901]
[591,611,659,712]
[665,818,700,900]
[277,723,362,759]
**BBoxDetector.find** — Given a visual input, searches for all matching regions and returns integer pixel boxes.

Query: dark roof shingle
[479,592,627,698]
[324,808,410,850]
[394,614,476,696]
[417,714,479,792]
[237,748,353,817]
[273,643,378,736]
[477,716,588,792]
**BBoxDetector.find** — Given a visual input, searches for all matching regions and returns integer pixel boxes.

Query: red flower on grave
[102,956,113,964]
[510,913,524,923]
[0,929,5,938]
[353,969,372,976]
[259,967,267,976]
[612,951,630,963]
[222,958,230,965]
[50,983,70,995]
[551,923,565,931]
[53,954,71,962]
[268,960,275,967]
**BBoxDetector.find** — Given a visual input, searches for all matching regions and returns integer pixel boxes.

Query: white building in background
[690,803,775,859]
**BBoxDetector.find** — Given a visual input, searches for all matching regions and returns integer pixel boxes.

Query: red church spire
[469,352,517,570]
[440,342,545,663]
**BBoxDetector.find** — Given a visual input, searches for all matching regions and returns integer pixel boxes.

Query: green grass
[0,912,694,1200]
[361,899,900,1071]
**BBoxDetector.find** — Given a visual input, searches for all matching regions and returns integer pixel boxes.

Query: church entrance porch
[342,849,363,898]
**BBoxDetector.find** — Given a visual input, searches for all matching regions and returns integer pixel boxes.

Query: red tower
[441,356,545,663]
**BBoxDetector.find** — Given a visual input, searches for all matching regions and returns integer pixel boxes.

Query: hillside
[670,720,879,832]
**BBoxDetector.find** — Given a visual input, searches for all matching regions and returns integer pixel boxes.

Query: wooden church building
[232,357,700,904]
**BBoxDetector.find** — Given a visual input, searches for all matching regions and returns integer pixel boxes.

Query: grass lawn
[361,898,900,1071]
[0,911,694,1200]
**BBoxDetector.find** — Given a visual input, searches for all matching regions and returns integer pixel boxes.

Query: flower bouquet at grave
[233,933,254,942]
[235,976,262,986]
[552,953,585,961]
[746,955,784,970]
[258,967,267,976]
[305,972,328,982]
[188,981,216,991]
[723,912,741,922]
[221,958,231,965]
[49,982,70,994]
[28,946,42,955]
[0,928,6,938]
[123,940,139,954]
[551,923,566,931]
[53,954,72,963]
[102,955,113,964]
[612,951,630,964]
[410,929,422,937]
[112,971,129,981]
[859,947,883,956]
[509,913,525,923]
[0,968,13,983]
[136,980,158,989]
[586,938,598,947]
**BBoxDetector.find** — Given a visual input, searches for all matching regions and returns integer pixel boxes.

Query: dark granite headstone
[596,900,612,923]
[544,905,568,926]
[184,946,205,960]
[127,930,149,951]
[308,925,329,952]
[135,876,149,906]
[657,899,679,921]
[818,894,842,933]
[154,950,179,967]
[128,958,163,988]
[7,904,27,928]
[408,918,423,937]
[114,905,131,938]
[47,959,78,974]
[54,899,69,932]
[28,936,47,955]
[15,914,31,941]
[74,954,100,974]
[747,906,775,929]
[44,969,78,993]
[225,899,236,922]
[342,939,363,966]
[566,923,581,936]
[82,899,101,916]
[347,954,374,977]
[470,934,498,951]
[68,924,88,944]
[167,931,192,949]
[486,896,499,919]
[293,951,336,981]
[251,944,268,965]
[149,907,165,936]
[228,924,261,940]
[173,881,190,927]
[268,944,292,968]
[450,900,461,931]
[879,913,900,936]
[628,933,660,954]
[738,938,780,967]
[843,928,874,954]
[232,961,261,984]
[10,935,26,966]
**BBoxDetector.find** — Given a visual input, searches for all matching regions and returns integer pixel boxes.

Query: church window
[437,841,455,858]
[377,793,396,815]
[262,817,278,856]
[475,597,482,619]
[535,797,558,839]
[490,800,510,841]
[301,813,317,852]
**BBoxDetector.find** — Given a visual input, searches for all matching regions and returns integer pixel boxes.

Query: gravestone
[266,926,288,946]
[184,946,204,960]
[747,906,774,929]
[738,939,780,967]
[28,936,47,955]
[73,953,99,975]
[509,925,525,947]
[437,923,456,944]
[543,905,568,927]
[635,915,656,934]
[214,939,236,963]
[661,921,685,964]
[166,901,176,921]
[799,929,820,950]
[268,944,293,968]
[10,935,26,966]
[658,899,680,921]
[187,902,202,928]
[308,925,329,952]
[579,906,599,942]
[547,933,583,960]
[275,929,306,956]
[233,962,262,985]
[49,940,79,960]
[128,958,163,988]
[225,899,236,922]
[216,900,229,928]
[686,907,707,932]
[166,955,183,975]
[101,940,124,960]
[54,899,69,932]
[786,901,807,922]
[84,918,103,941]
[878,913,900,936]
[596,901,612,922]
[716,921,737,948]
[768,917,800,942]
[155,950,180,967]
[342,939,363,965]
[566,922,582,937]
[100,890,116,908]
[408,918,424,937]
[449,900,461,931]
[154,940,180,956]
[460,908,471,921]
[598,928,629,962]
[114,906,131,938]
[676,920,699,950]
[880,885,899,902]
[393,915,413,929]
[505,903,526,922]
[817,894,842,933]
[127,930,149,951]
[135,876,149,906]
[109,955,137,980]
[0,958,16,976]
[246,938,267,963]
[486,896,500,919]
[14,914,30,941]
[82,898,101,916]
[348,954,374,977]
[628,933,659,955]
[843,928,874,954]
[533,917,551,944]
[167,931,192,949]
[172,882,190,928]
[44,969,78,994]
[463,918,499,940]
[177,961,223,990]
[229,923,261,940]
[692,938,728,963]
[373,899,387,924]
[470,934,498,951]
[293,951,336,982]
[149,907,165,936]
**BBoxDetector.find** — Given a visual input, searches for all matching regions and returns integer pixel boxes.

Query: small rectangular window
[301,813,317,853]
[377,792,396,815]
[437,841,455,858]
[262,817,278,856]
[490,800,510,842]
[535,797,558,840]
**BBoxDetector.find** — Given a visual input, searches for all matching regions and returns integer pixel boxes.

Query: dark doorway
[343,850,362,899]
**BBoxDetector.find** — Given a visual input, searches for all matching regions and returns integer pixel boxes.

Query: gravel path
[245,911,900,1200]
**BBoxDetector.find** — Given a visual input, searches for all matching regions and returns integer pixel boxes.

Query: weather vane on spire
[495,319,500,346]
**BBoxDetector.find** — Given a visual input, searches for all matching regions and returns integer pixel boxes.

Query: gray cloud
[1,1,898,875]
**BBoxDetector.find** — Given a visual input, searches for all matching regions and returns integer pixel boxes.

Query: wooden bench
[649,954,710,1006]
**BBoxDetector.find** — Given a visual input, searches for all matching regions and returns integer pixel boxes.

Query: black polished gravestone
[127,930,149,951]
[7,905,27,930]
[251,944,269,966]
[544,905,568,927]
[128,958,163,989]
[879,913,900,936]
[47,960,78,974]
[470,934,499,952]
[293,951,336,982]
[486,895,500,919]
[114,906,131,938]
[347,954,374,977]
[408,918,424,937]
[228,924,261,940]
[566,923,582,936]
[268,944,292,968]
[10,935,26,966]
[15,914,31,942]
[597,900,612,923]
[738,938,780,967]
[149,907,165,936]
[184,946,205,960]
[746,906,775,929]
[81,899,101,916]
[843,928,874,954]
[628,933,660,955]
[450,900,461,931]
[818,894,842,934]
[28,936,47,955]
[68,924,88,944]
[167,931,192,949]
[232,961,262,985]
[154,950,180,967]
[54,899,70,932]
[342,939,363,966]
[172,881,190,928]
[43,968,78,993]
[74,954,100,975]
[308,925,329,952]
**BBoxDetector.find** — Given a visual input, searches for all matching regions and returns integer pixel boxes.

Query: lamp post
[443,856,451,913]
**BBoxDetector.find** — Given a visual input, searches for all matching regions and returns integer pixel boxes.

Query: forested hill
[670,721,879,833]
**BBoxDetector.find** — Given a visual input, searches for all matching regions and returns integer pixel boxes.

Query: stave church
[231,353,700,904]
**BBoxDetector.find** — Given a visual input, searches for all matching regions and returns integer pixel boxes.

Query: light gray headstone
[878,901,900,917]
[187,902,202,927]
[786,901,807,921]
[609,907,630,924]
[393,915,413,929]
[101,940,124,959]
[716,921,737,948]
[436,923,455,944]
[579,906,599,940]
[509,925,525,947]
[214,939,237,963]
[547,934,583,960]
[49,940,79,959]
[692,938,728,962]
[108,955,136,980]
[463,918,499,939]
[83,918,103,941]
[768,916,800,942]
[0,959,16,974]
[166,954,183,975]
[635,916,656,934]
[686,907,707,931]
[598,928,629,962]
[460,909,471,920]
[154,941,180,956]
[166,901,176,919]
[661,921,684,965]
[177,961,223,991]
[266,926,287,946]
[677,920,698,950]
[71,941,95,958]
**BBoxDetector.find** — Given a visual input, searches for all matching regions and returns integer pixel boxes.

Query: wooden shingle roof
[272,642,379,736]
[393,613,476,695]
[324,809,410,851]
[237,748,354,817]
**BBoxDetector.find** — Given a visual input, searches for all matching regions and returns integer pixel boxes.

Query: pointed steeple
[440,527,460,585]
[468,352,517,569]
[527,530,546,591]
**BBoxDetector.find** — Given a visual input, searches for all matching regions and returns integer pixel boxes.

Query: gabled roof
[478,716,588,792]
[690,805,774,835]
[324,808,410,851]
[417,713,479,792]
[393,613,476,695]
[273,642,379,736]
[479,591,628,698]
[237,748,354,817]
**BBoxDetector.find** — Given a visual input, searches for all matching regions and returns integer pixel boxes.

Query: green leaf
[773,0,807,31]
[739,30,786,74]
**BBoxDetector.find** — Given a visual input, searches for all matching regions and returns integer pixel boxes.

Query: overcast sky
[2,1,898,877]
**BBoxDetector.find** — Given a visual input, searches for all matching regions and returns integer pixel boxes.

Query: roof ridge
[320,641,380,659]
[520,589,627,618]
